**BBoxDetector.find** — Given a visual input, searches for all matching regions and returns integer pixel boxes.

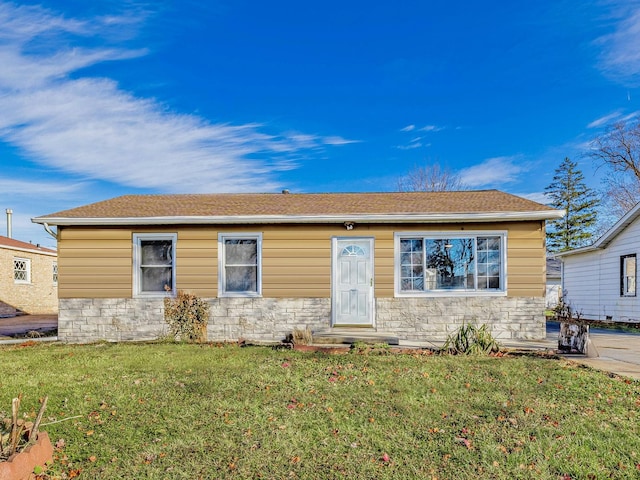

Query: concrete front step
[312,329,399,346]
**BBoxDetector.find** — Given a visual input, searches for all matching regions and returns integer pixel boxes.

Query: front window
[133,234,176,296]
[621,254,636,297]
[14,258,30,284]
[218,233,262,296]
[396,233,505,295]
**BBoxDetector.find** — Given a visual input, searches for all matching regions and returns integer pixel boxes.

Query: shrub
[441,323,500,355]
[291,327,313,345]
[163,291,210,343]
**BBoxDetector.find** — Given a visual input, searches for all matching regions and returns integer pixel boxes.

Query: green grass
[1,342,639,479]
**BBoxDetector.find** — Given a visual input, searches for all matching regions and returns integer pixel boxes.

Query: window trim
[133,233,177,297]
[13,257,31,284]
[218,233,263,298]
[620,254,636,297]
[394,231,508,297]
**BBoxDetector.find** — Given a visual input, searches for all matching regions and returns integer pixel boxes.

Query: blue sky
[1,0,640,248]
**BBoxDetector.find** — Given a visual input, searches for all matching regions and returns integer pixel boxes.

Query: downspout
[43,223,58,240]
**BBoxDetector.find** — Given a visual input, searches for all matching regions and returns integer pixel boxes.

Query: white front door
[332,237,374,326]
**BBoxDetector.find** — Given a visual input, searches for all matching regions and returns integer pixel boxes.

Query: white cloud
[596,5,640,84]
[0,176,86,197]
[587,110,622,128]
[400,124,415,132]
[396,143,425,150]
[518,192,549,205]
[322,136,360,145]
[0,2,351,194]
[418,125,444,132]
[459,156,527,187]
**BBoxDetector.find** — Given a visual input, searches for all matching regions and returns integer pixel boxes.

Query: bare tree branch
[587,119,640,218]
[397,163,467,192]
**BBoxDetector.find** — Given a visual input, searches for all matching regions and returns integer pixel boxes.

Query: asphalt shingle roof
[0,235,56,254]
[35,190,557,222]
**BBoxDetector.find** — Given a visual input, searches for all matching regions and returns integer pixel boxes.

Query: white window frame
[52,262,58,286]
[394,231,508,297]
[133,233,177,297]
[218,233,262,297]
[13,257,31,284]
[621,254,636,297]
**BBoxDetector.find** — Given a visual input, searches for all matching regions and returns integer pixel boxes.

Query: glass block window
[52,262,58,285]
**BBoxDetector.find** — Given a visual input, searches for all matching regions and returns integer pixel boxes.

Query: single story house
[555,202,640,323]
[32,190,563,343]
[0,235,58,316]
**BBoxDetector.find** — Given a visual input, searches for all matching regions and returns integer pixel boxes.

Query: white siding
[562,217,640,322]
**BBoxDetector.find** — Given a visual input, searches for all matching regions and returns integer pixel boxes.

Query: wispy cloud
[459,156,528,187]
[595,4,640,85]
[587,110,623,128]
[518,192,549,205]
[397,124,443,149]
[396,143,425,150]
[0,176,86,198]
[418,125,444,132]
[0,2,351,193]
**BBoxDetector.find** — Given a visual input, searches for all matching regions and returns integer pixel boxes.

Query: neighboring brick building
[0,235,58,315]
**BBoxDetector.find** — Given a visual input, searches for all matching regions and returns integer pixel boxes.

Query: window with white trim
[621,254,636,297]
[133,234,176,296]
[395,233,506,295]
[13,258,30,284]
[218,233,262,296]
[52,262,58,285]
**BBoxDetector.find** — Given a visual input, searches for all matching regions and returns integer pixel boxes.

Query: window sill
[134,292,175,299]
[218,292,262,298]
[394,290,507,298]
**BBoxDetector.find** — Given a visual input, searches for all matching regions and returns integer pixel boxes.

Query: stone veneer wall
[59,296,545,344]
[375,297,546,341]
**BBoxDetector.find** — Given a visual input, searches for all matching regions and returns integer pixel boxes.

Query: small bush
[163,291,210,343]
[441,323,500,355]
[291,326,313,345]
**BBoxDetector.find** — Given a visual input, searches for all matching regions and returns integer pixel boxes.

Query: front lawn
[1,342,639,479]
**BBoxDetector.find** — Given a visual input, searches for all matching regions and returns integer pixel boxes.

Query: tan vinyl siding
[57,228,132,298]
[57,221,545,299]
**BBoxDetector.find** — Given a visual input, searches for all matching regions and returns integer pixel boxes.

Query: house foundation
[58,296,546,343]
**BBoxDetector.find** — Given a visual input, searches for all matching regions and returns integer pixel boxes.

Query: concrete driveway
[546,322,640,380]
[576,328,640,380]
[0,314,57,339]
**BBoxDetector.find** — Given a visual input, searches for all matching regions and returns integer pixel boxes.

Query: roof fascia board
[556,202,640,257]
[0,244,57,256]
[33,210,564,226]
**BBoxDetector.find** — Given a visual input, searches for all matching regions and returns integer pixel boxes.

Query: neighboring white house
[546,256,561,310]
[556,203,640,323]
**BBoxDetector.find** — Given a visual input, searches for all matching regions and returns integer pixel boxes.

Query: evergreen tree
[545,157,599,252]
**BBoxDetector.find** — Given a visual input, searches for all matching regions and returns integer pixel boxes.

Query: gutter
[33,210,565,227]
